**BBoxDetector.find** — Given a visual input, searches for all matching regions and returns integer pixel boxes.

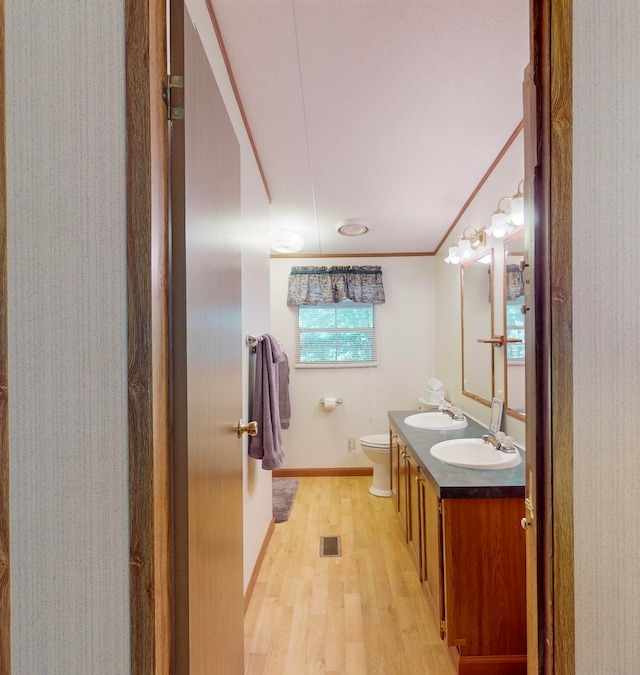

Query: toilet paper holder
[320,398,343,405]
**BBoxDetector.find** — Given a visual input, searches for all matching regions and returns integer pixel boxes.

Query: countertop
[389,410,525,499]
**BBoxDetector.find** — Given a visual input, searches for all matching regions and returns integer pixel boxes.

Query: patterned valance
[286,266,386,305]
[506,264,525,301]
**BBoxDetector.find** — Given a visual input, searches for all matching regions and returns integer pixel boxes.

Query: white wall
[186,0,273,593]
[435,131,526,445]
[240,149,272,591]
[573,3,640,671]
[270,256,435,468]
[6,1,130,672]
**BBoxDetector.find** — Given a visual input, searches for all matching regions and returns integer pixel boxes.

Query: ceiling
[210,1,530,256]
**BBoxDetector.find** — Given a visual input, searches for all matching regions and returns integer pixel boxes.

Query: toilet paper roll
[322,397,337,410]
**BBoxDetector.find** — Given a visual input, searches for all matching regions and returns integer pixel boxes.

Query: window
[506,297,525,361]
[295,301,377,367]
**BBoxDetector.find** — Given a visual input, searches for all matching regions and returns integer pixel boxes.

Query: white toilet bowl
[360,434,392,497]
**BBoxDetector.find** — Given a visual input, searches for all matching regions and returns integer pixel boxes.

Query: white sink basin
[404,412,468,431]
[429,438,522,470]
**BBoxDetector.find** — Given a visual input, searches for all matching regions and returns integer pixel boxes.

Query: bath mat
[272,477,299,523]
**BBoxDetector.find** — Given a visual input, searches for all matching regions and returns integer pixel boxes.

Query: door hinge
[163,75,184,120]
[437,500,442,514]
[440,619,446,634]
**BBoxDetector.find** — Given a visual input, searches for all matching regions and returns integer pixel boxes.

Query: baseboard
[244,517,275,614]
[272,467,373,477]
[457,654,527,675]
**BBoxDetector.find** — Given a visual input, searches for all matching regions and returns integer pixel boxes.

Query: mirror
[503,231,526,419]
[461,249,494,406]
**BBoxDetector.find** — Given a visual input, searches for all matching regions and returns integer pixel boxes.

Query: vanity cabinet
[389,420,527,675]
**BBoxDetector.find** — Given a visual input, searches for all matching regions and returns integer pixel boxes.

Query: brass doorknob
[237,420,258,438]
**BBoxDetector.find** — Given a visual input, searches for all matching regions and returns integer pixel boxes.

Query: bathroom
[268,131,526,474]
[247,127,529,674]
[8,0,640,672]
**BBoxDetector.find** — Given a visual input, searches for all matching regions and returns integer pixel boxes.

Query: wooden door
[170,3,244,673]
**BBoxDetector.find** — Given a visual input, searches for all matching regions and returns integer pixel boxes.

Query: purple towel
[278,352,291,429]
[249,334,286,470]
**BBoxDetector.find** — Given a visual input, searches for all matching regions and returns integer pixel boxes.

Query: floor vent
[320,535,342,557]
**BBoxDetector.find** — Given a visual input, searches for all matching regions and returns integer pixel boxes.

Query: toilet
[360,434,392,497]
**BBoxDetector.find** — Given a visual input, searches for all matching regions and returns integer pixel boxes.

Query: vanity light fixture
[270,231,305,253]
[486,196,512,239]
[337,219,370,236]
[509,179,525,226]
[443,227,486,264]
[485,180,525,238]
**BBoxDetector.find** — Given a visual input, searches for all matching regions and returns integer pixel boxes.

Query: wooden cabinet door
[421,478,444,635]
[442,497,527,658]
[390,427,400,515]
[406,454,422,578]
[397,440,408,538]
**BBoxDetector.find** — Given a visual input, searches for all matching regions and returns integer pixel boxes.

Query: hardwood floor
[244,476,456,674]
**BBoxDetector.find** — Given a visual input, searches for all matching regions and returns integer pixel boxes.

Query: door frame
[48,0,575,674]
[0,0,575,673]
[530,1,575,673]
[125,0,172,673]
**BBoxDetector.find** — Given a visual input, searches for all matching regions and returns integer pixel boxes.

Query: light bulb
[458,238,472,259]
[445,245,461,264]
[509,195,524,226]
[490,211,507,238]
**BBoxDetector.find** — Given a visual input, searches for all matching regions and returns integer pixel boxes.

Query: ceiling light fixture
[270,231,305,254]
[337,219,370,237]
[444,227,486,264]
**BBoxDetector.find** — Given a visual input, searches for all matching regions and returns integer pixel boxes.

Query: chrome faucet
[482,432,517,454]
[440,405,465,421]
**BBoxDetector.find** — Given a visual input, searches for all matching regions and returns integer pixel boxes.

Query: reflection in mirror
[461,249,493,406]
[504,231,525,419]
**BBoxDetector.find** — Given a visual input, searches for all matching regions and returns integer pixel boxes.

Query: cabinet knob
[521,517,531,530]
[415,474,423,483]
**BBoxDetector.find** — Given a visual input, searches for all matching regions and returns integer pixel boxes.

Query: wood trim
[273,121,525,261]
[203,0,271,203]
[435,120,525,255]
[530,3,554,672]
[244,518,276,613]
[271,251,435,259]
[0,0,10,671]
[549,0,574,672]
[530,1,575,673]
[272,467,373,478]
[126,0,172,673]
[458,654,527,675]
